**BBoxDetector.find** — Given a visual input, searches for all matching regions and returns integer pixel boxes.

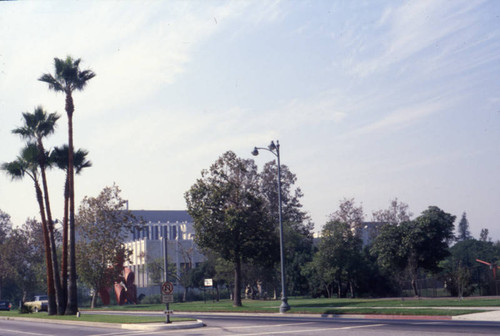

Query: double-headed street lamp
[252,140,290,313]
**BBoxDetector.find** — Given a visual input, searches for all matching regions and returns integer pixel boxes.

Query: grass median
[0,310,192,324]
[86,296,499,316]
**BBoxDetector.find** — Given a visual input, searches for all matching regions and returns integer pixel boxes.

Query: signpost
[162,281,174,303]
[163,235,172,324]
[204,278,213,303]
[162,281,174,323]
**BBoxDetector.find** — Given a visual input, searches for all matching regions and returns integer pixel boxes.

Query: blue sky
[1,1,499,239]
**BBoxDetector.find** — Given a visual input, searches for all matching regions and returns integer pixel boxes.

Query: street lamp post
[252,140,290,313]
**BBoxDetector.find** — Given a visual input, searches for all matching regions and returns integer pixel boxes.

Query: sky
[0,0,499,239]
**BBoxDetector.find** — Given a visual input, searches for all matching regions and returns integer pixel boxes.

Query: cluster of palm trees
[2,57,95,315]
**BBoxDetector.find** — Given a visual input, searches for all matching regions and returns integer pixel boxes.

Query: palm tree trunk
[37,140,64,315]
[65,92,78,315]
[35,182,57,315]
[60,175,69,313]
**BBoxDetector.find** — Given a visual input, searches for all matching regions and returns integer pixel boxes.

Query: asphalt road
[1,314,500,335]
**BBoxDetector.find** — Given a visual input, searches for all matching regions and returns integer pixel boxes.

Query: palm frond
[12,106,60,140]
[50,145,92,173]
[38,73,64,92]
[1,160,25,180]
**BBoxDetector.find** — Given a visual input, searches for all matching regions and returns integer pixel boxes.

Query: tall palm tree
[2,144,57,314]
[39,56,95,315]
[50,145,92,313]
[12,106,64,314]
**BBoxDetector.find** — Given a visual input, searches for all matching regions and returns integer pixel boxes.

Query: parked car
[0,300,12,311]
[24,295,48,312]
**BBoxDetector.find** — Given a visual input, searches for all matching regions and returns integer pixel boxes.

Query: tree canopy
[185,151,276,306]
[371,206,456,296]
[75,184,136,308]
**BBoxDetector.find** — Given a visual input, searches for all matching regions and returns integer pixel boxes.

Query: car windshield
[38,295,48,300]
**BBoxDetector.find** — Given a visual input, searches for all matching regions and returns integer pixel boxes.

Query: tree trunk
[35,182,57,315]
[37,139,64,315]
[65,92,78,315]
[411,278,419,297]
[215,281,220,302]
[90,290,98,309]
[233,259,242,307]
[60,176,69,314]
[324,283,331,298]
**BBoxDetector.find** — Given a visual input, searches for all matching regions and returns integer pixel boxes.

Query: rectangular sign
[162,294,174,303]
[204,278,213,287]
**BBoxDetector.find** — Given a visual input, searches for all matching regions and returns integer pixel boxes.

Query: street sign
[162,294,174,303]
[161,281,174,295]
[204,278,213,287]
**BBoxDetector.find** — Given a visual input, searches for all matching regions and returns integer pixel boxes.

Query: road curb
[0,316,204,330]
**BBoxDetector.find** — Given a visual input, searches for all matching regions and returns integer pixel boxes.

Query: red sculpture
[476,259,500,279]
[98,252,137,305]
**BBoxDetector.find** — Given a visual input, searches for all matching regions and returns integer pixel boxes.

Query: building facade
[123,210,205,295]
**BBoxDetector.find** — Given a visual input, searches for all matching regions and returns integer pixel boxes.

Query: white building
[123,210,205,295]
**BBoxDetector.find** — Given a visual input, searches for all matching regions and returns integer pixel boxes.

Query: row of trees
[2,56,95,315]
[1,150,498,306]
[0,184,138,308]
[185,151,500,303]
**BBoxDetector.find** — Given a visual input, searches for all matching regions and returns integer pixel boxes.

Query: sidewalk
[0,315,204,331]
[453,309,500,322]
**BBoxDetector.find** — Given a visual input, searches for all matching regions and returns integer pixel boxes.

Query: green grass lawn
[84,296,500,316]
[0,310,191,324]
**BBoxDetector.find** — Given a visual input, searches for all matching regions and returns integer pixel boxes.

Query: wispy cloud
[346,99,448,137]
[349,0,487,77]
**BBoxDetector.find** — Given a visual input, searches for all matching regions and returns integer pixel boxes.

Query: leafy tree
[443,238,499,296]
[17,218,48,301]
[314,220,363,298]
[185,151,275,306]
[2,144,58,314]
[0,209,11,242]
[372,198,413,225]
[39,56,95,315]
[330,198,364,235]
[50,145,91,312]
[0,214,47,303]
[12,106,64,314]
[456,212,472,242]
[75,184,135,308]
[0,210,13,300]
[480,228,490,242]
[259,161,314,296]
[372,206,455,296]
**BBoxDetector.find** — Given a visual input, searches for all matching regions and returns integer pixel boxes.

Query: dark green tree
[480,228,490,242]
[39,56,95,315]
[372,206,456,296]
[0,210,13,300]
[258,161,314,296]
[456,212,472,242]
[313,220,363,298]
[443,238,499,296]
[185,151,275,306]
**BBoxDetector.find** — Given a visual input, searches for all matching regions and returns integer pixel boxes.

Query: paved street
[2,314,500,336]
